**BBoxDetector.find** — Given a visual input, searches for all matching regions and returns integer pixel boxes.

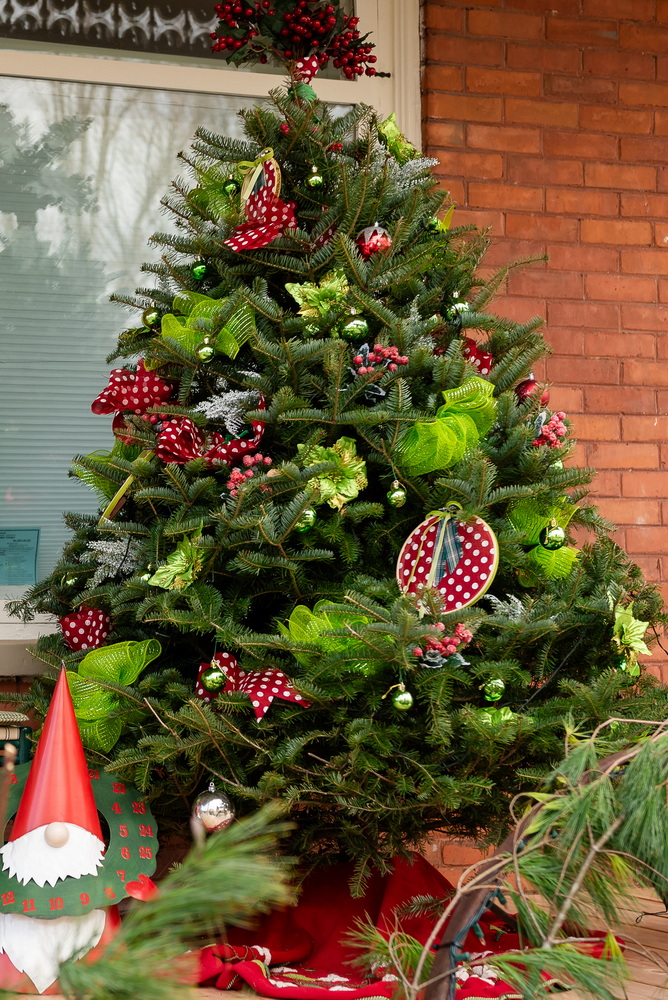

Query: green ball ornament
[142,308,160,328]
[393,687,414,711]
[342,316,368,339]
[306,166,324,189]
[426,216,441,232]
[387,480,407,508]
[295,507,317,531]
[483,677,505,703]
[191,262,207,281]
[200,664,227,693]
[196,337,215,363]
[539,520,566,551]
[222,177,240,196]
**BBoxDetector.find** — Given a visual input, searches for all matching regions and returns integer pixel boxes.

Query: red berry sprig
[210,0,377,78]
[413,623,473,660]
[353,343,408,376]
[225,453,273,496]
[533,411,567,449]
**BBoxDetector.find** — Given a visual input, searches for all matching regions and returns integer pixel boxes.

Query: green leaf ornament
[396,376,496,477]
[285,270,349,321]
[297,436,367,510]
[612,601,651,675]
[378,113,420,165]
[148,533,204,591]
[67,638,161,751]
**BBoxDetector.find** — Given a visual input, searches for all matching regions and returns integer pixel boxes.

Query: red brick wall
[422,0,668,676]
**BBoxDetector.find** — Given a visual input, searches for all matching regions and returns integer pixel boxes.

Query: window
[0,0,420,669]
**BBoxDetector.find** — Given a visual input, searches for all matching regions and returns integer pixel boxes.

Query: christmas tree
[9,1,668,889]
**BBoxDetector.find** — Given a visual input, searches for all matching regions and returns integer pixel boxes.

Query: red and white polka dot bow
[91,359,173,415]
[224,189,298,253]
[155,405,265,467]
[294,55,320,83]
[199,651,310,720]
[59,606,111,652]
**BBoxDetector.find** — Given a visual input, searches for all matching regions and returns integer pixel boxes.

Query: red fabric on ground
[196,852,584,999]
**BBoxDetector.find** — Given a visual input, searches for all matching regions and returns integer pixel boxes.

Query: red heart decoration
[125,874,159,901]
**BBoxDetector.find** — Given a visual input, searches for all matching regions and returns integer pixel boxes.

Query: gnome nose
[44,822,70,848]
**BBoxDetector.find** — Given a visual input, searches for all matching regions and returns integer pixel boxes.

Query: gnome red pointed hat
[10,670,102,841]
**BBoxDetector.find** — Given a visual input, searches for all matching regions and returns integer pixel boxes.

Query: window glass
[0,77,264,590]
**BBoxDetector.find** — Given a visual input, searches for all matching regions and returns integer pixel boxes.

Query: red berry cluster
[413,623,473,659]
[353,344,408,376]
[226,453,272,496]
[211,0,377,78]
[533,411,567,449]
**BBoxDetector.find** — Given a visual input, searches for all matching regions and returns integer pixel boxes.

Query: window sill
[0,602,56,676]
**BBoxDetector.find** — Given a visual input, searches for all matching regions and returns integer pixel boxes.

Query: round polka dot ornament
[396,507,499,613]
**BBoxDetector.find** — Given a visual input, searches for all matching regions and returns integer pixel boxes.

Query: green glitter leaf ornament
[378,113,420,165]
[148,533,204,591]
[285,270,349,321]
[612,600,651,676]
[298,436,367,510]
[67,638,161,751]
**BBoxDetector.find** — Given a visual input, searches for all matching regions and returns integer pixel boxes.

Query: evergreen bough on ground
[10,83,668,890]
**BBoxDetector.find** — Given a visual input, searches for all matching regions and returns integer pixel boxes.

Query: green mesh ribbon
[68,639,161,752]
[396,377,496,477]
[157,293,255,361]
[278,600,372,671]
[508,497,579,580]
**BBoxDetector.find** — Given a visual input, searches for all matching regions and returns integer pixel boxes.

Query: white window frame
[0,0,421,672]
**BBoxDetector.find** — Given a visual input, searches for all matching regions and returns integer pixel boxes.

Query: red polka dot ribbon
[59,606,111,652]
[197,652,310,720]
[462,338,493,378]
[155,399,265,467]
[91,359,173,415]
[224,189,298,253]
[294,56,320,82]
[396,512,499,614]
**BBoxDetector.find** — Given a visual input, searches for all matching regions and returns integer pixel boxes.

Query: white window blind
[0,77,268,591]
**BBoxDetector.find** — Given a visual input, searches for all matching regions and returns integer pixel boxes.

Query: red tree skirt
[198,853,607,1000]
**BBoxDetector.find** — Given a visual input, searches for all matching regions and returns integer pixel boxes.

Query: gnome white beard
[0,909,106,993]
[0,825,105,887]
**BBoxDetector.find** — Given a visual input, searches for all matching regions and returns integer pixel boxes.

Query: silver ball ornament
[192,783,235,832]
[341,316,368,339]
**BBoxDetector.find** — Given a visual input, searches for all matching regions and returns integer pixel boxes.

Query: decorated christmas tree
[9,1,668,888]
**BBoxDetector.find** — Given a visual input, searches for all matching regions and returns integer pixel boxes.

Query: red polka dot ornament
[196,651,310,720]
[59,606,111,652]
[396,506,499,613]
